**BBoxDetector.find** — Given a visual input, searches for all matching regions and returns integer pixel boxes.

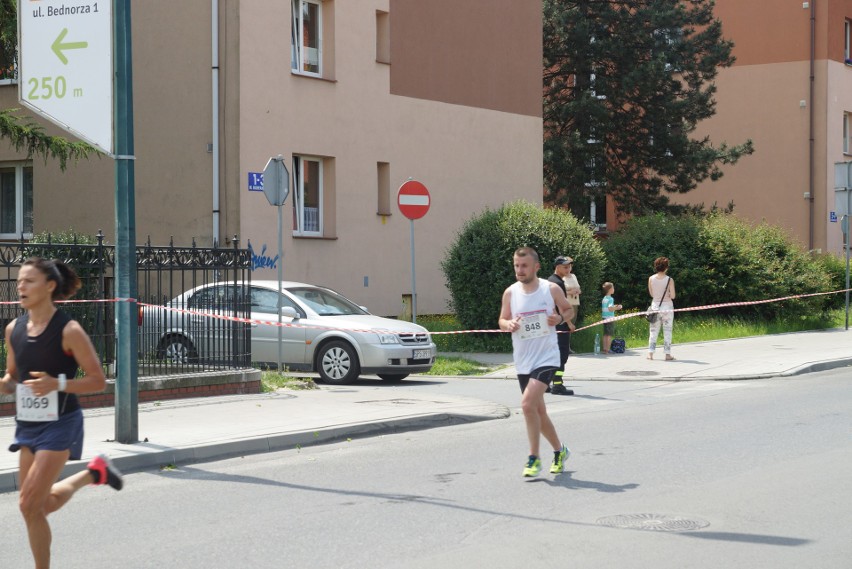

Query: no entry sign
[397,180,431,220]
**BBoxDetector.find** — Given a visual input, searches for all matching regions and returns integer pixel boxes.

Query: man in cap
[547,256,576,395]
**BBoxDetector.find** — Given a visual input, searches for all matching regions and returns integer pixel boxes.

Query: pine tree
[543,0,753,219]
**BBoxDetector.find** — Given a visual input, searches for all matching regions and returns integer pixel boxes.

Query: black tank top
[11,310,81,423]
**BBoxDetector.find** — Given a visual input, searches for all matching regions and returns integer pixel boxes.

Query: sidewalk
[1,328,850,493]
[482,327,852,381]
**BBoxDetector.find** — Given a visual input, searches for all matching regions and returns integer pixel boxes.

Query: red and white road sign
[397,180,431,220]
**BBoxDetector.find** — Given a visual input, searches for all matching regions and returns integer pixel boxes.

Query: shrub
[441,200,605,333]
[602,213,838,319]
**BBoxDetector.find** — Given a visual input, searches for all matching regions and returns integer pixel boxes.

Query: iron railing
[0,232,251,378]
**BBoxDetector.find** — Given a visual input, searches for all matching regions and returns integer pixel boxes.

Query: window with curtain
[291,0,322,76]
[292,155,323,236]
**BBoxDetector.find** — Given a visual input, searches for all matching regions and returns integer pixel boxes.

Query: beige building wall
[2,0,543,316]
[0,1,229,245]
[678,0,852,255]
[236,0,543,316]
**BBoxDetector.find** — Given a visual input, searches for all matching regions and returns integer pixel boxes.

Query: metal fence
[0,233,252,378]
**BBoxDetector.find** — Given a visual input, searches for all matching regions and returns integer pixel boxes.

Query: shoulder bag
[646,277,671,324]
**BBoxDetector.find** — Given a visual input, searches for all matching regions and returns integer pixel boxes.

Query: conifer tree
[543,0,753,218]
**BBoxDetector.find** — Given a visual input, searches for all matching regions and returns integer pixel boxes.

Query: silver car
[140,280,436,384]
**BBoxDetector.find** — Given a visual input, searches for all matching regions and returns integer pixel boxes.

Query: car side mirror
[281,306,299,320]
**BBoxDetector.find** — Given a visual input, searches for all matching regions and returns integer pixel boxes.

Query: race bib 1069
[15,383,58,422]
[517,310,551,341]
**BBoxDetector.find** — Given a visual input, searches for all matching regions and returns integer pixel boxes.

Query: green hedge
[441,200,605,332]
[602,213,838,319]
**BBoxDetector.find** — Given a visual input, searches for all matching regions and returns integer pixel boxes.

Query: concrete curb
[0,405,510,494]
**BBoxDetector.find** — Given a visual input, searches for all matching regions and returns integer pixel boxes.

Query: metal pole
[277,202,283,371]
[410,219,417,324]
[114,0,138,443]
[846,189,851,330]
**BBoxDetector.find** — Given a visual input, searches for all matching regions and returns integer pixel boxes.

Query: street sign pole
[113,0,138,443]
[835,162,852,331]
[262,156,290,372]
[846,186,850,331]
[397,179,431,324]
[278,200,284,370]
[409,219,417,324]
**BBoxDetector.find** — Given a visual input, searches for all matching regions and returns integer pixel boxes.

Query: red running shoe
[87,454,124,490]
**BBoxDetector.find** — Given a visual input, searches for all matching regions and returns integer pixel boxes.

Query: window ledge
[290,71,337,84]
[292,234,338,241]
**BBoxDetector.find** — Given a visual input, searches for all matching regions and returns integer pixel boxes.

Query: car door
[249,286,307,366]
[186,284,244,362]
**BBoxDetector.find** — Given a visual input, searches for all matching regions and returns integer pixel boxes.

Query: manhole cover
[616,370,661,377]
[597,514,709,532]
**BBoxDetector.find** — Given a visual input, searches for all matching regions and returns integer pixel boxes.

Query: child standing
[601,282,622,354]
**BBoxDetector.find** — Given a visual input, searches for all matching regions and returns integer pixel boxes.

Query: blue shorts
[9,409,84,460]
[517,366,559,393]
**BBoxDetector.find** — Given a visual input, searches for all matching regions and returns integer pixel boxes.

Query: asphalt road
[1,369,850,568]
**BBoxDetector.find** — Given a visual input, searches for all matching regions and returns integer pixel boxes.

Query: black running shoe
[550,384,574,396]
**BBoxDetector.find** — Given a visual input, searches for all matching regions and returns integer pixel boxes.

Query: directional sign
[18,1,113,153]
[397,180,431,220]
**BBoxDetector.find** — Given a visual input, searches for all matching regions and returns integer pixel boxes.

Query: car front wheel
[157,335,198,364]
[317,341,360,385]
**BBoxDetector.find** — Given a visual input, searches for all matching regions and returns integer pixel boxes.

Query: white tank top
[509,278,560,374]
[649,275,673,309]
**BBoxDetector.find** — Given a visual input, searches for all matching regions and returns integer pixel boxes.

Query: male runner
[499,247,572,477]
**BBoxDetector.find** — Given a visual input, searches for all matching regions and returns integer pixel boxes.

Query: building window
[292,155,323,236]
[590,195,607,233]
[845,20,851,63]
[0,164,33,238]
[291,0,322,76]
[845,112,851,155]
[376,10,390,64]
[377,162,390,215]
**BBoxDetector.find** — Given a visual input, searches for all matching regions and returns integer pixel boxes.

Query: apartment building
[681,0,852,254]
[0,0,543,316]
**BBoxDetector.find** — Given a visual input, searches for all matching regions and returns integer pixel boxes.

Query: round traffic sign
[397,180,431,220]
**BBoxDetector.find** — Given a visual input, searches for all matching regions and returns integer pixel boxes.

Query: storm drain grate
[597,513,709,532]
[616,370,661,377]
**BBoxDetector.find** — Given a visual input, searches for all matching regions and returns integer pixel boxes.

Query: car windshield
[287,287,368,316]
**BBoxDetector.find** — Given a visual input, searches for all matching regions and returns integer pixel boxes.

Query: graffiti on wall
[248,242,279,271]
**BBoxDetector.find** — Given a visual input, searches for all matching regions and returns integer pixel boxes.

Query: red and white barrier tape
[0,287,849,336]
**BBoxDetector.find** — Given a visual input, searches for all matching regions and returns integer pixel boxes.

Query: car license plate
[413,349,431,359]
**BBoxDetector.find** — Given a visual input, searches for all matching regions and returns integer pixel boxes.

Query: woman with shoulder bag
[647,257,676,361]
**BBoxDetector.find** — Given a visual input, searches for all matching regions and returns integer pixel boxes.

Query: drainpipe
[808,0,815,251]
[212,0,221,246]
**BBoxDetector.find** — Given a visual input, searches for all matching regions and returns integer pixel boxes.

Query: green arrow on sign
[51,28,88,65]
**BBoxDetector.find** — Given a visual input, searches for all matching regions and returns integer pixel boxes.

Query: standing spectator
[498,247,572,477]
[648,257,676,361]
[600,282,622,354]
[561,257,582,352]
[547,256,576,395]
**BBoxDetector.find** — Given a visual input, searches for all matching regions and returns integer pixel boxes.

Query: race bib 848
[517,310,551,341]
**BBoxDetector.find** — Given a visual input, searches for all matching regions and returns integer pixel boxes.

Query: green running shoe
[550,444,571,474]
[523,455,542,477]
